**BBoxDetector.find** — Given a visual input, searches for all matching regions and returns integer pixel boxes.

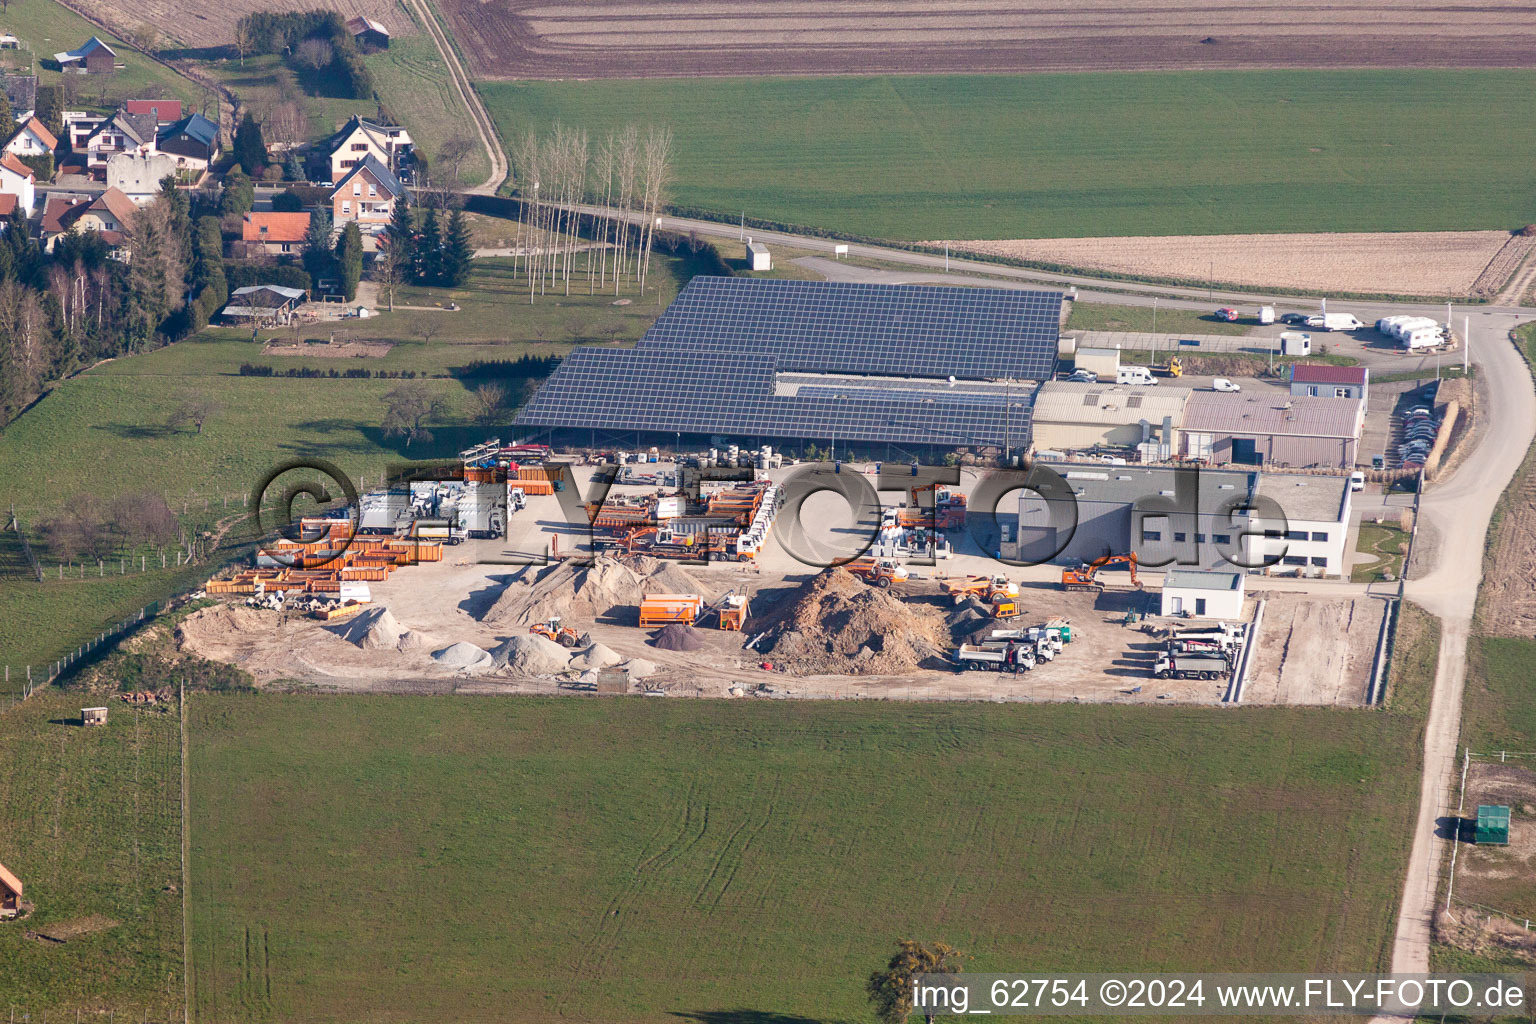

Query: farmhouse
[516,278,1061,457]
[222,285,306,325]
[4,116,56,160]
[240,211,309,256]
[1290,363,1369,402]
[156,114,219,177]
[331,154,405,230]
[0,860,19,917]
[346,15,391,49]
[0,152,34,215]
[317,114,413,184]
[1181,392,1363,469]
[53,36,116,73]
[1029,381,1189,457]
[1160,569,1245,619]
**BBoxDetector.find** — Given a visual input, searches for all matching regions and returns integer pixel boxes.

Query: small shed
[0,860,22,918]
[53,36,116,74]
[1279,331,1311,356]
[745,239,770,271]
[82,706,108,726]
[1160,569,1245,619]
[222,285,307,325]
[345,15,391,49]
[1075,346,1121,378]
[1475,804,1510,845]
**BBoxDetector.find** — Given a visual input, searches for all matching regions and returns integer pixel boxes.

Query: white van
[1322,313,1364,332]
[1116,365,1157,386]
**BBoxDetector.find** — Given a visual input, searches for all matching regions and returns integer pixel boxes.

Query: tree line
[509,123,673,301]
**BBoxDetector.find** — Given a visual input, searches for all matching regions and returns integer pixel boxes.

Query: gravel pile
[431,641,494,671]
[488,634,573,676]
[651,623,705,651]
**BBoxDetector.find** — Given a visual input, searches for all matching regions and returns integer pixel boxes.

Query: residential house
[63,110,105,151]
[84,110,158,175]
[53,36,116,73]
[124,99,182,125]
[72,186,138,257]
[156,113,219,178]
[317,114,412,184]
[4,116,57,160]
[330,153,405,231]
[1180,392,1364,469]
[240,211,310,256]
[0,860,21,918]
[40,192,92,249]
[222,285,306,324]
[1289,363,1369,402]
[107,150,177,203]
[0,152,34,215]
[345,15,390,49]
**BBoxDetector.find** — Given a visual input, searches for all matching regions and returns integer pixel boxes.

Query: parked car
[1303,314,1326,328]
[1280,312,1311,325]
[1214,307,1240,322]
[1068,369,1098,383]
[1211,377,1241,393]
[1349,471,1366,492]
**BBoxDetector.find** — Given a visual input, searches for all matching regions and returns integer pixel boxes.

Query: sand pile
[488,634,572,676]
[483,555,711,627]
[651,623,705,651]
[175,603,273,648]
[753,569,947,675]
[621,658,658,679]
[330,607,404,649]
[396,630,434,653]
[431,641,494,671]
[570,643,622,670]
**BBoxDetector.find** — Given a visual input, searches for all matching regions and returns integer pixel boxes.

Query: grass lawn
[366,32,490,186]
[1066,301,1250,337]
[1351,523,1410,584]
[186,53,374,151]
[1463,637,1536,752]
[188,694,1423,1022]
[1,0,199,110]
[483,71,1536,242]
[1516,322,1536,366]
[1384,601,1440,720]
[0,690,183,1018]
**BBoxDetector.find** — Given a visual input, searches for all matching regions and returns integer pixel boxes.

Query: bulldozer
[529,616,585,648]
[1060,553,1141,591]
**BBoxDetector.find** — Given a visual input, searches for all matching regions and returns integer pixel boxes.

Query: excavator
[529,616,586,647]
[1060,553,1141,591]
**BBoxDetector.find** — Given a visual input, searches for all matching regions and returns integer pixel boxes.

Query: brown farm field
[938,232,1536,300]
[438,0,1536,79]
[65,0,413,50]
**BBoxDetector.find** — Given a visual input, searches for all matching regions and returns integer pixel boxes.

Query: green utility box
[1475,804,1510,845]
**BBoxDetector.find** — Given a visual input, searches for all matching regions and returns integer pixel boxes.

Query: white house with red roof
[0,151,35,214]
[1289,363,1368,402]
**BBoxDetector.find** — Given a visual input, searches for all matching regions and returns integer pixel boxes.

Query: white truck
[1116,365,1158,386]
[1321,312,1364,332]
[955,643,1036,673]
[1154,652,1230,680]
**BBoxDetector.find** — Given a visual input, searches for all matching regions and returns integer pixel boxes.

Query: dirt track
[439,0,1536,79]
[1242,593,1385,705]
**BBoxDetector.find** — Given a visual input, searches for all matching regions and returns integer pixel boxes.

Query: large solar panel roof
[515,277,1061,448]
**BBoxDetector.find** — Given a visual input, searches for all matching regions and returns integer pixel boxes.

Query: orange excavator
[1060,553,1141,591]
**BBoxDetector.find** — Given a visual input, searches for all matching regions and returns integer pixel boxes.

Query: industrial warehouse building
[1016,466,1351,576]
[1181,392,1363,469]
[1030,382,1190,458]
[515,278,1061,456]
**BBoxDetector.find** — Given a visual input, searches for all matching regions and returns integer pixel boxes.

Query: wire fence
[1443,749,1536,928]
[0,602,162,712]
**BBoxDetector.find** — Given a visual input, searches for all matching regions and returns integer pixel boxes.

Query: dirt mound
[570,643,621,670]
[174,603,274,648]
[946,597,995,642]
[651,623,705,651]
[431,641,494,671]
[488,634,572,676]
[483,555,711,627]
[396,630,434,653]
[330,607,404,649]
[752,569,947,675]
[621,658,658,679]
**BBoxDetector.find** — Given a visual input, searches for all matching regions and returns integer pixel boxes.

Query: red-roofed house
[1289,363,1369,402]
[4,116,58,160]
[240,211,310,256]
[125,99,182,125]
[0,860,22,918]
[40,192,92,248]
[0,151,35,214]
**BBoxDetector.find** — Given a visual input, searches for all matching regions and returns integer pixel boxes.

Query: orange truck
[638,593,703,627]
[843,558,909,588]
[940,574,1019,602]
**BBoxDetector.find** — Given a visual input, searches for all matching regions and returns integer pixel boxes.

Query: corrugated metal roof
[1291,363,1368,386]
[1183,392,1362,439]
[1031,381,1190,426]
[1164,569,1242,591]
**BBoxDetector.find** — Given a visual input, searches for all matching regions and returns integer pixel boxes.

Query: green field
[482,71,1536,241]
[0,690,183,1018]
[188,694,1423,1022]
[1065,301,1249,337]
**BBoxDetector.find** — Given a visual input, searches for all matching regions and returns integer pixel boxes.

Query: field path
[400,0,508,193]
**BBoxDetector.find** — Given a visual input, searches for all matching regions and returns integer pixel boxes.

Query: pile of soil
[651,623,705,651]
[570,643,622,670]
[752,569,948,675]
[946,597,995,642]
[330,607,404,649]
[395,630,434,653]
[488,634,572,676]
[431,641,494,672]
[483,556,710,627]
[621,658,658,679]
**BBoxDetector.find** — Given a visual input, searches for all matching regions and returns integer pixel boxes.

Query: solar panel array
[515,277,1062,448]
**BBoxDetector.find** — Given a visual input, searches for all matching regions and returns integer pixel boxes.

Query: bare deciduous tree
[380,382,444,448]
[294,37,334,71]
[168,392,219,434]
[469,382,506,430]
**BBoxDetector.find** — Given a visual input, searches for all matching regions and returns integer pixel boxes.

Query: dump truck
[955,643,1035,673]
[940,574,1019,603]
[844,557,909,588]
[1153,652,1230,680]
[1061,553,1140,591]
[989,626,1065,656]
[638,593,703,627]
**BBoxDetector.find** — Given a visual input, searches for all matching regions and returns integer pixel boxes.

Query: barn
[53,36,116,74]
[345,16,391,49]
[0,860,22,918]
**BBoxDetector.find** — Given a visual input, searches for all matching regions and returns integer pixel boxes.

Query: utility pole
[1464,316,1470,374]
